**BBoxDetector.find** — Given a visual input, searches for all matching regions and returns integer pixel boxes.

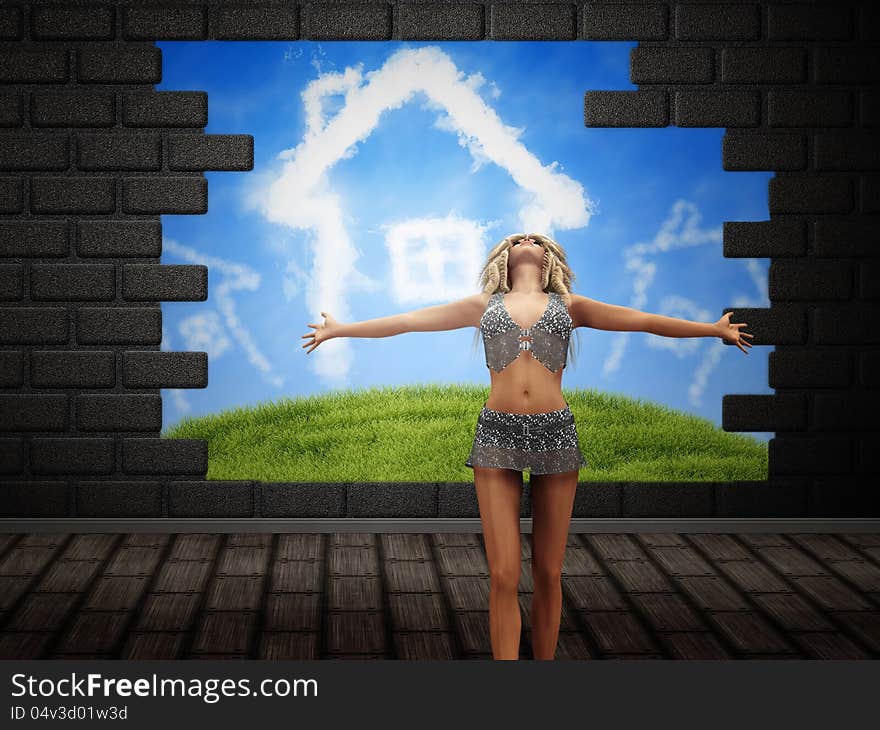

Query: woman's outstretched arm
[302,293,486,353]
[567,293,753,354]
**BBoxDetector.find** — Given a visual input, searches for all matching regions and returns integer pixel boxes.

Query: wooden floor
[1,531,879,659]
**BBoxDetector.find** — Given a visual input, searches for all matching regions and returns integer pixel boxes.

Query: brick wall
[1,1,877,520]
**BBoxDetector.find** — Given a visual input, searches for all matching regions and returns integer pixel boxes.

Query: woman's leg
[528,469,579,659]
[473,465,524,660]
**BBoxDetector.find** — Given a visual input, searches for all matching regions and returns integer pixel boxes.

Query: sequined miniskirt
[464,402,589,475]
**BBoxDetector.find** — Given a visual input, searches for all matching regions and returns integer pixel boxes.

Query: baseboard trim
[0,517,878,532]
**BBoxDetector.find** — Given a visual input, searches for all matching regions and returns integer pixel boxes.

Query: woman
[301,232,753,660]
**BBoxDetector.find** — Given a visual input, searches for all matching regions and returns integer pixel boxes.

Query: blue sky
[156,40,773,443]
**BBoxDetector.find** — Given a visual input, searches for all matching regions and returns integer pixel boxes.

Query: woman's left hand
[714,312,753,354]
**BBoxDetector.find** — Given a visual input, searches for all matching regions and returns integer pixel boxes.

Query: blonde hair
[471,232,581,367]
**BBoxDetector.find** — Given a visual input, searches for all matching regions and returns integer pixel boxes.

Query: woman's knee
[488,565,521,594]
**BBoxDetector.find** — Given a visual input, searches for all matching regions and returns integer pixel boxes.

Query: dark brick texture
[1,1,878,519]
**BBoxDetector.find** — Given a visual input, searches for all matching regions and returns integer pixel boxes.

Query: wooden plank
[0,546,59,576]
[562,576,628,611]
[637,533,687,547]
[834,611,880,652]
[661,632,733,659]
[754,546,830,576]
[169,534,221,560]
[519,592,579,632]
[121,632,185,660]
[717,561,792,593]
[227,533,272,547]
[154,561,212,593]
[630,593,706,631]
[707,612,796,654]
[751,593,834,631]
[393,632,457,660]
[606,561,672,592]
[329,532,375,547]
[789,534,866,562]
[0,577,32,609]
[793,632,871,659]
[383,560,440,592]
[450,611,492,654]
[257,632,320,660]
[442,576,490,611]
[276,534,323,560]
[645,546,715,576]
[586,534,645,561]
[217,547,270,576]
[327,546,379,576]
[790,576,873,611]
[0,632,53,659]
[829,560,880,591]
[57,612,130,653]
[84,577,149,611]
[435,547,489,576]
[560,546,604,575]
[687,534,752,561]
[325,612,386,654]
[379,534,431,560]
[553,631,594,659]
[6,593,79,631]
[105,547,163,576]
[123,534,170,547]
[387,593,447,631]
[271,560,322,593]
[431,533,480,547]
[61,534,118,561]
[581,611,659,654]
[136,593,201,631]
[205,576,264,611]
[675,577,751,611]
[192,612,255,654]
[327,576,381,611]
[263,594,321,631]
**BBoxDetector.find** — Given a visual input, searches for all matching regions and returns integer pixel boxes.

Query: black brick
[122,438,208,476]
[123,91,207,128]
[863,91,880,127]
[623,482,713,517]
[30,437,114,474]
[864,4,880,41]
[0,482,68,517]
[722,48,806,84]
[810,478,880,516]
[31,177,115,215]
[122,177,206,214]
[0,437,23,472]
[0,49,68,83]
[722,305,806,345]
[768,3,852,41]
[768,90,853,128]
[0,93,22,126]
[0,308,68,344]
[631,47,714,84]
[0,178,23,213]
[211,6,301,40]
[31,92,115,128]
[30,265,116,301]
[302,2,392,40]
[168,481,254,517]
[722,394,807,432]
[347,482,437,517]
[859,437,880,474]
[438,482,480,517]
[675,90,759,128]
[76,481,163,517]
[584,90,667,127]
[571,482,621,517]
[769,436,852,476]
[813,392,880,431]
[813,306,880,344]
[814,48,880,84]
[769,175,853,214]
[769,349,852,389]
[77,47,162,84]
[489,2,576,41]
[0,133,68,171]
[861,262,880,299]
[722,132,806,171]
[860,352,880,387]
[723,219,806,258]
[123,6,207,40]
[715,480,808,518]
[121,264,206,301]
[0,394,67,431]
[167,134,253,171]
[768,260,852,301]
[77,394,162,431]
[261,482,346,517]
[0,352,23,388]
[77,220,161,259]
[76,133,162,171]
[30,350,115,389]
[0,221,68,258]
[676,2,760,41]
[0,6,22,40]
[31,4,115,40]
[122,351,207,388]
[583,2,667,40]
[861,176,880,213]
[0,265,22,300]
[76,307,161,345]
[814,218,880,256]
[814,133,880,171]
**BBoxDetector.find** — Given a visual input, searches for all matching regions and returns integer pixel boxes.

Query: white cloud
[602,199,770,405]
[245,45,596,385]
[163,237,286,394]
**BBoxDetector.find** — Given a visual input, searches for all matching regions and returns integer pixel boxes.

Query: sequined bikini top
[479,291,572,373]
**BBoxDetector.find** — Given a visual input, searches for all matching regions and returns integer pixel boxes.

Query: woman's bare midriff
[484,356,568,414]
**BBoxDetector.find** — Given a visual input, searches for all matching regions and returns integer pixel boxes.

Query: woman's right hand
[302,311,340,353]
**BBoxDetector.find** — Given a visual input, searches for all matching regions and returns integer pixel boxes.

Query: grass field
[161,383,768,482]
